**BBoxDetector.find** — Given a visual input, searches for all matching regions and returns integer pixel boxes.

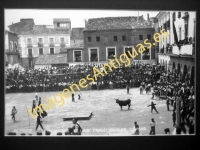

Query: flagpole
[25,106,30,127]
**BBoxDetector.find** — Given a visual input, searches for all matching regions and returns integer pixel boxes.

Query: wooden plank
[63,112,93,121]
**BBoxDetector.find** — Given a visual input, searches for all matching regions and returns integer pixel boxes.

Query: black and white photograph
[4,9,196,136]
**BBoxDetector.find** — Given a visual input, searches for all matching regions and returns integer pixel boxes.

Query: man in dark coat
[36,114,44,131]
[72,93,75,102]
[172,110,176,127]
[148,102,159,114]
[166,97,170,111]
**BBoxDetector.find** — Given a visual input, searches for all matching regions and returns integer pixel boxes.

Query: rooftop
[53,18,71,23]
[35,54,68,65]
[71,28,84,39]
[84,16,153,31]
[21,28,70,35]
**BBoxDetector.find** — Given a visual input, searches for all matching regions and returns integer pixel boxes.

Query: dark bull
[115,98,131,110]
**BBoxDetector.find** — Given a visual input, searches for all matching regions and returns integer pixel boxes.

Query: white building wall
[19,34,70,58]
[5,32,9,50]
[170,11,196,45]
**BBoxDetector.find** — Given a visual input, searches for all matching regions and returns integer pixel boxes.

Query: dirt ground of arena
[5,88,176,136]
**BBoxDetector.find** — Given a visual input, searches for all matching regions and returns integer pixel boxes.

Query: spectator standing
[149,118,156,135]
[133,122,140,135]
[172,110,176,127]
[78,90,82,100]
[11,106,17,121]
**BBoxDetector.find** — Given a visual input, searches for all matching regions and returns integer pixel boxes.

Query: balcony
[38,42,44,47]
[160,48,164,54]
[49,42,55,47]
[60,42,66,47]
[28,53,33,57]
[27,43,32,47]
[172,44,193,55]
[182,12,189,19]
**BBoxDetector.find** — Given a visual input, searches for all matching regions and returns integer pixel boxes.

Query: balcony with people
[172,37,195,56]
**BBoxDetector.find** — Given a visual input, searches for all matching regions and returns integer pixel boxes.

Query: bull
[115,98,131,110]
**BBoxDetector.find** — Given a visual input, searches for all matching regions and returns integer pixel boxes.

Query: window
[88,37,91,42]
[139,35,143,40]
[59,23,67,27]
[14,42,18,52]
[74,40,75,43]
[147,34,151,40]
[122,35,126,41]
[60,37,65,43]
[38,38,43,43]
[104,36,108,42]
[27,38,32,44]
[57,23,60,27]
[179,27,181,41]
[39,48,43,55]
[125,47,133,58]
[173,12,176,21]
[90,49,98,62]
[114,36,117,41]
[74,51,82,62]
[50,48,54,54]
[96,36,100,42]
[142,47,150,60]
[107,48,116,59]
[49,38,54,44]
[28,49,32,57]
[10,41,13,50]
[178,12,181,18]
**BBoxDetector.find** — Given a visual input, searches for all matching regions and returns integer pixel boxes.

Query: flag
[173,21,180,50]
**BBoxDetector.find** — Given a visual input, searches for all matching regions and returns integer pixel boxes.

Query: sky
[5,9,159,30]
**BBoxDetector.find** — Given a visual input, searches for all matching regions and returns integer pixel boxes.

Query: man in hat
[11,106,17,121]
[149,118,156,135]
[78,90,82,100]
[35,92,38,103]
[72,93,75,102]
[133,122,139,135]
[71,118,82,135]
[148,101,159,114]
[36,112,44,131]
[172,110,176,127]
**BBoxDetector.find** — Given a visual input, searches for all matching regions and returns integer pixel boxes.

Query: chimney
[84,19,87,27]
[147,13,150,21]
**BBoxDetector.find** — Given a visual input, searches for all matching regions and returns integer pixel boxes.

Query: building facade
[5,30,20,67]
[60,28,84,66]
[83,16,156,64]
[157,11,195,85]
[15,18,71,69]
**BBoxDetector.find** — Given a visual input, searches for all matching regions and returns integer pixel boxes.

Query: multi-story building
[5,30,20,67]
[157,11,195,85]
[60,28,84,66]
[13,18,71,69]
[83,15,156,65]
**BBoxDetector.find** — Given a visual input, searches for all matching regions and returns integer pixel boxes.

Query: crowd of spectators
[5,62,154,93]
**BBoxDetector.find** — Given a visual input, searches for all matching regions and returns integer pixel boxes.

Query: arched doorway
[178,63,180,75]
[191,66,194,86]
